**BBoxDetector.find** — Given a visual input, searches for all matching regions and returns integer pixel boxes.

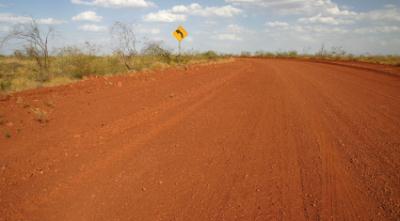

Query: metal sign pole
[179,41,181,56]
[178,40,181,63]
[173,25,188,64]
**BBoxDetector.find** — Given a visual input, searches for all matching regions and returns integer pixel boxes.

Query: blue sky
[0,0,400,55]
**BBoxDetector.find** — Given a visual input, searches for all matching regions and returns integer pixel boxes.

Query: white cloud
[137,27,160,34]
[0,13,31,23]
[266,21,289,28]
[134,24,161,35]
[37,18,67,25]
[71,0,155,8]
[193,5,242,17]
[172,3,241,17]
[215,33,242,41]
[228,1,400,24]
[72,11,103,22]
[78,24,107,32]
[210,24,252,42]
[0,13,66,25]
[146,28,160,34]
[354,26,400,34]
[298,14,353,25]
[225,0,356,16]
[227,24,243,33]
[266,22,348,35]
[0,25,10,32]
[205,20,217,25]
[227,0,400,27]
[144,3,241,23]
[144,10,187,22]
[357,5,400,22]
[306,25,348,34]
[170,4,200,13]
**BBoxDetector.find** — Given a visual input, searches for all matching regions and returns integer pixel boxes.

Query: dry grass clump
[251,49,400,66]
[0,48,226,93]
[354,55,400,66]
[30,107,48,123]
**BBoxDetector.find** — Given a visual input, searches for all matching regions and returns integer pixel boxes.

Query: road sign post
[179,40,181,56]
[173,25,188,63]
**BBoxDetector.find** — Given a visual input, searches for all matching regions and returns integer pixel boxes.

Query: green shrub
[142,43,173,64]
[240,51,252,57]
[202,51,219,60]
[287,51,298,57]
[10,77,39,91]
[0,79,11,91]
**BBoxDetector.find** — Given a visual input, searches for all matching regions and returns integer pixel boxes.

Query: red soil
[1,59,399,220]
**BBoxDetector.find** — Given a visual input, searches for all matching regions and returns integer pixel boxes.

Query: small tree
[7,19,54,80]
[316,44,327,58]
[84,41,100,56]
[240,51,252,57]
[202,50,218,60]
[16,20,52,69]
[142,41,172,64]
[111,22,137,70]
[13,49,26,59]
[0,33,12,53]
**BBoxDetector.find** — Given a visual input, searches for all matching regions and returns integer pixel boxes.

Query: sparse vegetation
[0,19,228,93]
[31,107,48,123]
[0,47,228,92]
[1,19,398,93]
[202,51,219,60]
[248,48,400,66]
[5,19,54,81]
[2,46,399,93]
[111,22,138,70]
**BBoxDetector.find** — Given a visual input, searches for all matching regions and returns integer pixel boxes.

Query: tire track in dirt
[1,62,251,221]
[0,61,244,207]
[273,61,377,220]
[1,59,399,221]
[279,60,400,220]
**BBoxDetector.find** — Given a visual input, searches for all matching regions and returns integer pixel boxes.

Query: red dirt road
[1,59,400,220]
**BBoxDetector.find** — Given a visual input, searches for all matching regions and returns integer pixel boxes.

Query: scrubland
[1,47,399,93]
[0,49,222,92]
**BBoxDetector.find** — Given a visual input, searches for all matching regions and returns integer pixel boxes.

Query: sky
[0,0,400,55]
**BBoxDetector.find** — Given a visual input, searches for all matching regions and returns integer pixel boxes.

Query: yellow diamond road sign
[173,26,188,42]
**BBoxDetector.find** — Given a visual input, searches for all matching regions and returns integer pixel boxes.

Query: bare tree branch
[8,18,54,77]
[111,21,137,70]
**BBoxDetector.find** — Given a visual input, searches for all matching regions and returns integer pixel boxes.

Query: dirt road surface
[1,59,400,220]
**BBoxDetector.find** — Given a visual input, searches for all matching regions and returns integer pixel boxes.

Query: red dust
[0,59,399,220]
